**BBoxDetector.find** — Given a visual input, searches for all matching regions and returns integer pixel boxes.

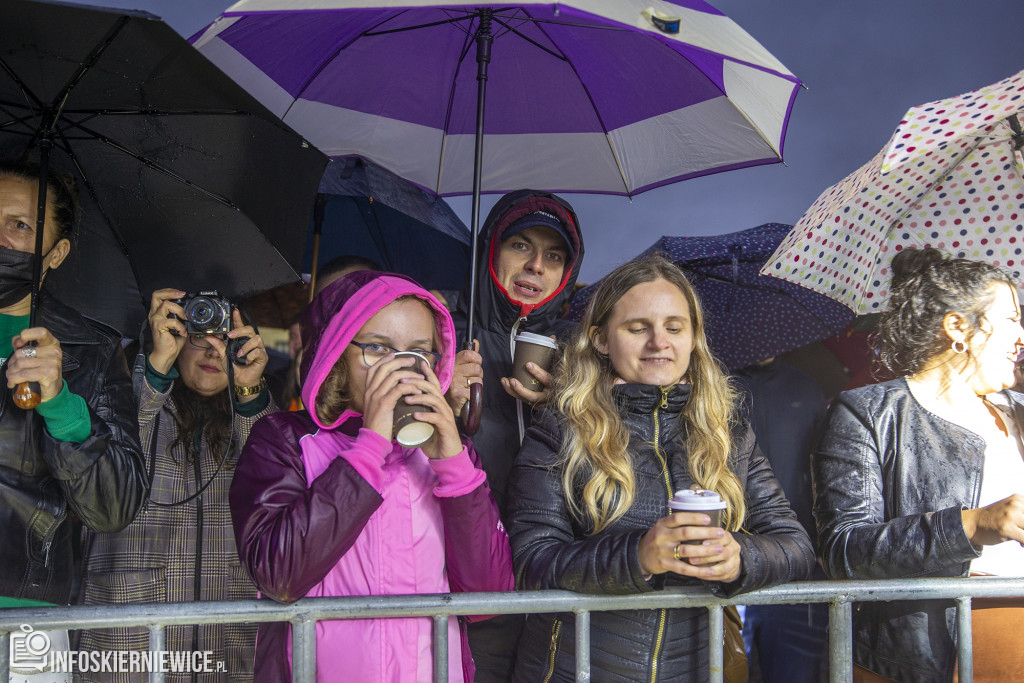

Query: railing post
[432,614,448,682]
[708,605,724,683]
[148,624,166,683]
[829,598,853,683]
[956,596,973,683]
[291,616,317,682]
[0,630,9,681]
[574,609,590,682]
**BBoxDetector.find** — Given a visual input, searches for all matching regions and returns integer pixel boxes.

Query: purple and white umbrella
[192,0,800,198]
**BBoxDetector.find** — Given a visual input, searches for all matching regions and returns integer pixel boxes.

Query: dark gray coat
[508,383,815,681]
[812,377,995,683]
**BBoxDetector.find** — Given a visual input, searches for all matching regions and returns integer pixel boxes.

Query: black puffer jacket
[452,189,584,515]
[0,293,147,604]
[508,383,815,681]
[812,378,993,683]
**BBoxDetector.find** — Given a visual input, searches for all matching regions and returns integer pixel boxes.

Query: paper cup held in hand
[392,351,435,447]
[512,332,559,390]
[668,489,727,556]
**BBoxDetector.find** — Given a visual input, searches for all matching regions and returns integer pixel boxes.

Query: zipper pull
[659,386,669,409]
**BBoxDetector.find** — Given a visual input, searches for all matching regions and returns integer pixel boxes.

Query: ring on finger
[20,346,36,358]
[673,543,682,562]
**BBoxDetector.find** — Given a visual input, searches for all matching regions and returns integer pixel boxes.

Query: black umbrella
[0,0,328,339]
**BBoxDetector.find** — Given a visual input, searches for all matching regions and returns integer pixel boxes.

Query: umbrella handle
[13,382,41,410]
[459,382,482,435]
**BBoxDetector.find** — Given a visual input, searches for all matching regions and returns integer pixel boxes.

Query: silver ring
[20,347,36,358]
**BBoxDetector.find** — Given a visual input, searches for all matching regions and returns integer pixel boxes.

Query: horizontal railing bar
[0,577,1021,632]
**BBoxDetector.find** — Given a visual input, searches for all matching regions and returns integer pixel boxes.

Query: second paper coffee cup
[668,489,727,557]
[512,332,559,390]
[392,351,435,447]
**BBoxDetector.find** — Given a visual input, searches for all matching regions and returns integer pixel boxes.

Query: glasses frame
[349,341,442,370]
[187,333,227,350]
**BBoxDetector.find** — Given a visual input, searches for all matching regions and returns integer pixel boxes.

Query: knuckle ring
[673,543,682,562]
[20,347,36,358]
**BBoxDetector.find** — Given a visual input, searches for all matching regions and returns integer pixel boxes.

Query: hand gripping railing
[1,577,1023,682]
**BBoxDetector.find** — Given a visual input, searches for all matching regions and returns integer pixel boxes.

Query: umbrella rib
[435,18,477,195]
[491,16,567,61]
[528,17,632,194]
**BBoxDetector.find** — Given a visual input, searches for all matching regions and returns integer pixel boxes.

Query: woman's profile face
[594,278,696,386]
[965,282,1024,395]
[343,298,437,414]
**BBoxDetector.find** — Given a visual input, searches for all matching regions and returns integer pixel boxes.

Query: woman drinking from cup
[813,247,1024,682]
[507,255,815,681]
[229,270,513,682]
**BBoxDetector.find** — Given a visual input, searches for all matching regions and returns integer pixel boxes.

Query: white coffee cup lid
[396,421,434,447]
[514,331,559,349]
[668,488,726,510]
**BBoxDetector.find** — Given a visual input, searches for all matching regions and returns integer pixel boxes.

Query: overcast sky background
[66,0,1024,284]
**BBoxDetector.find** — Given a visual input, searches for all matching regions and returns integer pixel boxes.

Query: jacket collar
[613,382,692,415]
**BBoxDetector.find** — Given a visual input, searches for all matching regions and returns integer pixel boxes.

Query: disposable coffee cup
[668,489,727,557]
[392,351,435,447]
[512,332,559,390]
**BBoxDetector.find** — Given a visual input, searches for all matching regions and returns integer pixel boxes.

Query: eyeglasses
[349,341,442,369]
[187,334,227,350]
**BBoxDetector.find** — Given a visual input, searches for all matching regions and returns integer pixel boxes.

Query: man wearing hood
[447,189,584,681]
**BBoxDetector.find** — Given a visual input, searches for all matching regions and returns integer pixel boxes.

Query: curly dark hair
[0,157,80,242]
[877,247,1018,377]
[168,381,234,465]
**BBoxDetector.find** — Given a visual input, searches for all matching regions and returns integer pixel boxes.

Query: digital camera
[173,290,233,335]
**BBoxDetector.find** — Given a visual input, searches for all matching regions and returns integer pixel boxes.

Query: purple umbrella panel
[192,0,801,197]
[567,223,855,371]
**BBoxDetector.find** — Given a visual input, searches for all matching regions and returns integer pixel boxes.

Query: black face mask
[0,247,42,309]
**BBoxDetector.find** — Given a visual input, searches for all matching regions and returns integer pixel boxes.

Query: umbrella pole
[13,137,52,409]
[459,10,493,435]
[308,193,326,303]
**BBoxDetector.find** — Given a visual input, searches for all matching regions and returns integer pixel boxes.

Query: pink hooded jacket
[229,272,514,682]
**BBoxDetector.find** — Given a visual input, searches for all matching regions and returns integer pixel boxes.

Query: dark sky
[67,0,1024,283]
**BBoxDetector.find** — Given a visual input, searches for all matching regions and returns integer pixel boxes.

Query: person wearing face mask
[0,158,146,682]
[813,248,1024,683]
[0,158,146,605]
[76,288,273,682]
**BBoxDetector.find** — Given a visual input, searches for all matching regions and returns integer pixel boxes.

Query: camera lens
[186,296,225,331]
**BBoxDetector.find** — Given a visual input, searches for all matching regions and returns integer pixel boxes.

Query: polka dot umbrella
[566,223,855,371]
[762,70,1024,314]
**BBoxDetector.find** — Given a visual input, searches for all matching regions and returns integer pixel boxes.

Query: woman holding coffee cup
[229,271,513,682]
[507,255,815,681]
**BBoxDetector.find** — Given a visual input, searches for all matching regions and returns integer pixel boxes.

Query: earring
[952,340,967,354]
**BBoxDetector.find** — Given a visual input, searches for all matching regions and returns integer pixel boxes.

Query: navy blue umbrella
[567,223,855,371]
[306,156,471,291]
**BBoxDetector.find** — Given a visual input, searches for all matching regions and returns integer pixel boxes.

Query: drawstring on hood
[299,271,456,431]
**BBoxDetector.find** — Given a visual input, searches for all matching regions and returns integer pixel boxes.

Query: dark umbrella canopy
[1,0,327,335]
[567,223,855,371]
[308,156,470,290]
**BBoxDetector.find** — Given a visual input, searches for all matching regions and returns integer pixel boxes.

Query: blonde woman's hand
[638,512,741,583]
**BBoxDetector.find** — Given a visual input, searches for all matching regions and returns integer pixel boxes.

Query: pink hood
[299,271,456,430]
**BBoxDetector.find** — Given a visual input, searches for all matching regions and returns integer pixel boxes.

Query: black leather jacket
[812,378,989,683]
[508,383,815,681]
[0,293,147,604]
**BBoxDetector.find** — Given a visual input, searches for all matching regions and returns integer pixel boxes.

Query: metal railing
[1,576,1022,682]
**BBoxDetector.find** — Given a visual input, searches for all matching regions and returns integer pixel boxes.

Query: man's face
[494,225,569,305]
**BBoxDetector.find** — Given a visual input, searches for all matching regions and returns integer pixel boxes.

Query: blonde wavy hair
[553,255,745,533]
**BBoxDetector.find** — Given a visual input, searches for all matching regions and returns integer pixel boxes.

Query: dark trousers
[467,614,525,682]
[743,603,828,683]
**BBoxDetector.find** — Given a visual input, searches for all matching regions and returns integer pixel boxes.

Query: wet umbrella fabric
[762,70,1024,315]
[193,0,801,198]
[567,223,854,371]
[309,156,470,289]
[0,0,327,335]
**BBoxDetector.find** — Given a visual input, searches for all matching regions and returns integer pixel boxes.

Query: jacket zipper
[648,386,673,683]
[542,618,562,683]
